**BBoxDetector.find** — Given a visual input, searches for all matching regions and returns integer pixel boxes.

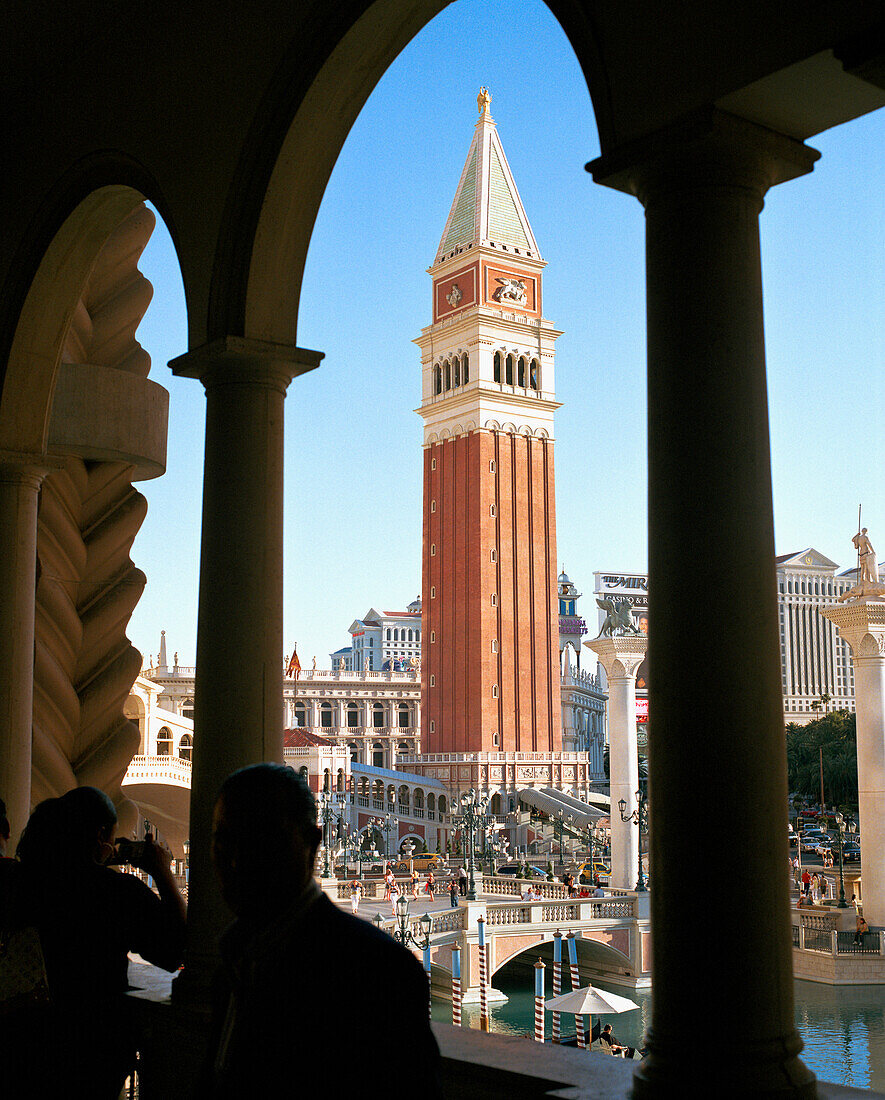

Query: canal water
[432,972,885,1090]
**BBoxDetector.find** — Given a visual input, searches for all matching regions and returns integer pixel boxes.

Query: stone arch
[124,694,146,754]
[156,726,173,756]
[485,419,501,432]
[178,733,193,761]
[427,432,438,444]
[452,423,464,436]
[491,931,633,980]
[502,422,517,435]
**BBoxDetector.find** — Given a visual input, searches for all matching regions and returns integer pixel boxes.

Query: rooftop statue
[838,524,885,602]
[596,597,642,638]
[477,86,491,117]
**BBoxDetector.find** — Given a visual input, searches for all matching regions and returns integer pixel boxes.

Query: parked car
[801,835,826,853]
[496,863,547,878]
[576,860,611,885]
[393,854,441,873]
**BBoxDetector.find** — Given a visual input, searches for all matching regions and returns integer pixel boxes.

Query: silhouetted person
[1,787,185,1099]
[202,764,440,1099]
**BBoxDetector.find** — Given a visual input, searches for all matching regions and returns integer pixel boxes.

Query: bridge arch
[491,931,634,982]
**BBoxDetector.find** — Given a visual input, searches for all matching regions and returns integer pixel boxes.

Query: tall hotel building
[409,92,593,800]
[775,548,861,723]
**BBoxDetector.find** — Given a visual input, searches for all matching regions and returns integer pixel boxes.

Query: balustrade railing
[836,930,881,955]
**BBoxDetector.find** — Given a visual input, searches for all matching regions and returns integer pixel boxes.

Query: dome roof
[407,595,422,613]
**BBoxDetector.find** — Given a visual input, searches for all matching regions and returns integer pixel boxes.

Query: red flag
[285,645,301,677]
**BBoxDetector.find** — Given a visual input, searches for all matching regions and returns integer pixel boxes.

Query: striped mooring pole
[552,931,562,1043]
[423,944,432,1022]
[566,932,585,1049]
[534,958,546,1043]
[452,944,462,1028]
[477,916,489,1032]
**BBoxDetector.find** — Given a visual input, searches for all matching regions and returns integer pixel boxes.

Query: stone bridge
[365,875,651,999]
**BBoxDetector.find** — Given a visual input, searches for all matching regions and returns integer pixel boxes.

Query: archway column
[169,336,321,1002]
[821,599,885,924]
[585,636,646,891]
[589,110,819,1097]
[0,455,59,844]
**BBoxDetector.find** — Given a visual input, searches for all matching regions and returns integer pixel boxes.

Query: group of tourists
[1,769,441,1098]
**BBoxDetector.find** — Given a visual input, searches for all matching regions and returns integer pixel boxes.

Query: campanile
[416,89,563,759]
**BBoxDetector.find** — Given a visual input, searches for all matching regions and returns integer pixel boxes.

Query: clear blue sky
[128,0,884,668]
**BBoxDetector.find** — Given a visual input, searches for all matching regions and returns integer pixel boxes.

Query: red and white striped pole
[477,916,489,1032]
[552,931,562,1043]
[566,932,585,1048]
[452,944,462,1028]
[423,944,432,1022]
[534,958,546,1043]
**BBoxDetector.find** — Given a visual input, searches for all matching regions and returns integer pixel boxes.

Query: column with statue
[586,598,648,891]
[821,521,885,925]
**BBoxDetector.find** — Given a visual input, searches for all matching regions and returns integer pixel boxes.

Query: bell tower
[416,89,563,762]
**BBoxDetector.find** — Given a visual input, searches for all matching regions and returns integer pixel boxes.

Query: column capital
[584,634,647,680]
[170,336,323,393]
[821,598,885,658]
[0,450,66,488]
[587,108,820,205]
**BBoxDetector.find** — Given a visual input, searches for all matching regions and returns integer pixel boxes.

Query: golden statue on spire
[477,87,492,117]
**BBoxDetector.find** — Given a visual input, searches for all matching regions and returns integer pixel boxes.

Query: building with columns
[4,10,885,1097]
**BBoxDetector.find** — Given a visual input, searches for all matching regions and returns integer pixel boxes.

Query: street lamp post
[618,779,649,892]
[834,810,856,909]
[318,791,337,878]
[372,897,433,952]
[373,813,395,862]
[453,788,491,901]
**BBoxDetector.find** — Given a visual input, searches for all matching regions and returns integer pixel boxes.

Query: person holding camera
[2,786,186,1099]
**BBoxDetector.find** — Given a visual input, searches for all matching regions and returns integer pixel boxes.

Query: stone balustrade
[124,755,192,786]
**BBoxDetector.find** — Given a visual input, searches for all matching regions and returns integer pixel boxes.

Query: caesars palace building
[595,548,881,728]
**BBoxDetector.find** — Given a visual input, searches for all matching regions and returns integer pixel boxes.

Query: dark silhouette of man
[202,764,440,1098]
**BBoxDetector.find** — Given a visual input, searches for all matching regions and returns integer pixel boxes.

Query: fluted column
[0,457,55,844]
[170,337,321,1000]
[585,637,646,890]
[589,110,819,1097]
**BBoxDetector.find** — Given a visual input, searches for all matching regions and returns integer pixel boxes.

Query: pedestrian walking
[385,868,394,902]
[349,877,362,914]
[448,876,459,908]
[411,869,420,900]
[801,868,811,896]
[424,871,435,901]
[390,878,401,916]
[458,865,467,896]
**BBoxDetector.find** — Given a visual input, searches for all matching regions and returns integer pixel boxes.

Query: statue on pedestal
[596,597,641,638]
[838,525,885,602]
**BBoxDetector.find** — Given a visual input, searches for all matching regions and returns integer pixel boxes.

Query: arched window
[453,355,460,386]
[517,356,526,387]
[157,727,172,756]
[414,788,424,809]
[323,769,331,792]
[463,353,469,383]
[398,703,410,728]
[320,702,333,728]
[407,628,413,641]
[386,628,391,640]
[294,702,306,728]
[398,786,410,810]
[493,351,502,383]
[337,769,345,792]
[433,365,441,394]
[438,795,447,814]
[299,766,309,780]
[182,697,194,720]
[393,628,398,641]
[530,358,540,389]
[505,354,514,385]
[444,360,451,390]
[346,702,359,728]
[372,702,385,728]
[178,733,192,761]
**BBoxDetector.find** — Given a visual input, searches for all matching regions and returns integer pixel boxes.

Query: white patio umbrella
[544,985,639,1050]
